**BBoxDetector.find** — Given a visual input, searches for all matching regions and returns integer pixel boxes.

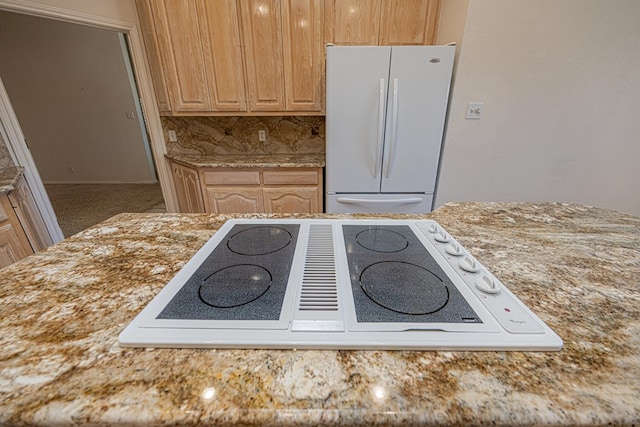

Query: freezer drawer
[326,194,433,214]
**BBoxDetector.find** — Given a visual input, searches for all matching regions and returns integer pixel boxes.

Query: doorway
[0,10,165,237]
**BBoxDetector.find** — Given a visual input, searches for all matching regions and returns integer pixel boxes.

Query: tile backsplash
[161,116,325,156]
[0,128,15,168]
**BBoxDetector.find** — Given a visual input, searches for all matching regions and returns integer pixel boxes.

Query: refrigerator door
[326,46,391,194]
[380,46,455,193]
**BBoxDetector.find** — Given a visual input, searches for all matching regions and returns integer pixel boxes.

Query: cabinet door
[264,188,320,213]
[8,176,53,252]
[240,0,286,111]
[0,196,32,269]
[326,0,381,45]
[140,0,246,113]
[150,0,212,112]
[0,222,30,268]
[199,0,247,111]
[204,188,263,213]
[135,0,172,113]
[379,0,440,45]
[327,0,441,46]
[171,162,205,213]
[281,0,324,111]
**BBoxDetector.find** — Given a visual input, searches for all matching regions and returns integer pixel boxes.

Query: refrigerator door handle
[385,78,399,178]
[373,78,385,179]
[336,197,423,205]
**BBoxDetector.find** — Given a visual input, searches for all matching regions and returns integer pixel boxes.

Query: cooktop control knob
[427,223,439,234]
[445,242,465,256]
[459,256,480,273]
[434,231,451,243]
[475,275,502,294]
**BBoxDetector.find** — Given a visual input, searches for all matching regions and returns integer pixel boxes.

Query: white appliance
[119,219,563,351]
[325,45,455,213]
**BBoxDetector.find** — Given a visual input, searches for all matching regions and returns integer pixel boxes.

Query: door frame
[0,0,178,243]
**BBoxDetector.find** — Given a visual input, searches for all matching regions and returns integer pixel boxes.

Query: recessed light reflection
[372,385,387,401]
[202,387,216,401]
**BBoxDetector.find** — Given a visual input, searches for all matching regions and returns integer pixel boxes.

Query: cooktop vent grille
[298,224,338,311]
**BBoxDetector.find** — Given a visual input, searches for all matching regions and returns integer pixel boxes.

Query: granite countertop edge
[166,152,326,169]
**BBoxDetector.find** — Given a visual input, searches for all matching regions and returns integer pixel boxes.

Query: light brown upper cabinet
[281,0,324,111]
[326,0,441,46]
[136,0,440,115]
[137,0,324,115]
[239,0,286,111]
[136,0,246,113]
[239,0,324,113]
[136,0,172,113]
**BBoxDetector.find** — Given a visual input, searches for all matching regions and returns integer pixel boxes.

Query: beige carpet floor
[45,183,165,238]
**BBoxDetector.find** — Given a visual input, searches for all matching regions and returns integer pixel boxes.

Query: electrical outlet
[465,102,484,119]
[258,130,267,141]
[168,130,177,142]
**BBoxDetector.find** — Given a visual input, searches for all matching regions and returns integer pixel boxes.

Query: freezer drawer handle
[373,78,385,179]
[336,197,423,205]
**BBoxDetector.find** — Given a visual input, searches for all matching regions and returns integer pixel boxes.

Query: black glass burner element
[227,226,292,255]
[198,264,272,308]
[356,228,408,252]
[360,261,449,315]
[157,224,299,321]
[343,225,481,324]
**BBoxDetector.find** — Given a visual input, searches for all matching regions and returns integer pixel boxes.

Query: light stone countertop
[166,152,325,169]
[0,166,23,194]
[0,202,639,426]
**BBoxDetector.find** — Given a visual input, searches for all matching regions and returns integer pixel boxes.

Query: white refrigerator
[325,45,455,213]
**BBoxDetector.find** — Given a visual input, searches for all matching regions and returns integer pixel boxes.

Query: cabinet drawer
[263,170,319,185]
[201,170,261,185]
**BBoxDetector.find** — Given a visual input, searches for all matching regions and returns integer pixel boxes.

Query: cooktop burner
[359,261,450,315]
[119,219,563,351]
[227,225,293,255]
[156,224,299,321]
[198,264,272,308]
[343,225,481,323]
[355,228,408,252]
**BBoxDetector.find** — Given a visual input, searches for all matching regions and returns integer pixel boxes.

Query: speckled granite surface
[1,202,638,426]
[0,165,22,194]
[166,152,325,169]
[0,131,14,169]
[162,116,325,157]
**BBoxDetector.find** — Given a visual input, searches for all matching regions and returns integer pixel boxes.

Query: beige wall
[436,0,469,46]
[0,10,156,183]
[436,0,640,216]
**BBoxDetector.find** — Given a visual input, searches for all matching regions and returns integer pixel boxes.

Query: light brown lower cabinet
[205,187,263,213]
[170,161,205,213]
[263,187,320,213]
[0,174,53,269]
[0,192,33,269]
[8,176,54,252]
[169,160,323,214]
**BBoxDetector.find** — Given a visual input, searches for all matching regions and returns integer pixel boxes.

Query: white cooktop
[118,219,562,351]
